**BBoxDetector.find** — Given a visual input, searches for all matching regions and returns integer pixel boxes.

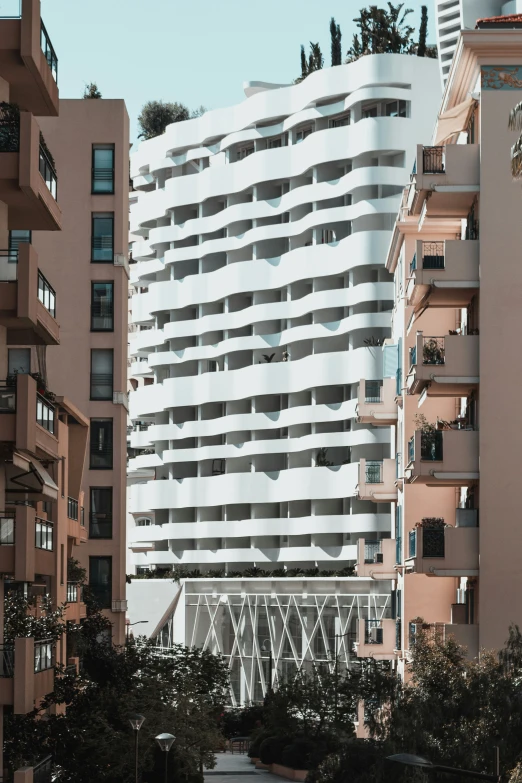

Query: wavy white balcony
[131,544,358,567]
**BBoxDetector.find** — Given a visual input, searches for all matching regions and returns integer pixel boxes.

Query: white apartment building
[436,0,522,86]
[126,55,439,701]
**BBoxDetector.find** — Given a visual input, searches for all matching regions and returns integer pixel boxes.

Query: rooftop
[476,13,522,28]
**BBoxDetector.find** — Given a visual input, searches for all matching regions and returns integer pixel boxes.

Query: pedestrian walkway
[205,752,270,783]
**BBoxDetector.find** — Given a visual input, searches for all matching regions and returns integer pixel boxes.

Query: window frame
[89,486,113,539]
[385,100,408,118]
[90,348,114,401]
[91,212,114,264]
[91,144,115,195]
[89,555,112,608]
[329,113,350,128]
[89,418,114,470]
[91,281,115,332]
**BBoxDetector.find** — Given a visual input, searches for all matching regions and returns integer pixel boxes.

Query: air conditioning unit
[369,626,383,644]
[374,552,384,564]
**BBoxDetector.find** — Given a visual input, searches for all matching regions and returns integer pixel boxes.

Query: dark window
[91,282,114,331]
[91,213,114,263]
[89,556,112,608]
[8,348,30,375]
[90,349,113,400]
[92,145,115,194]
[385,100,407,118]
[90,419,113,469]
[89,487,112,538]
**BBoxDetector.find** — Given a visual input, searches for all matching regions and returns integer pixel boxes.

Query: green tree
[417,5,428,57]
[138,101,190,140]
[330,17,342,66]
[346,4,416,62]
[300,45,308,80]
[83,82,102,99]
[296,42,324,83]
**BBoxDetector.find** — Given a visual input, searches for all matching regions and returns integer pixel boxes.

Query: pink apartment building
[355,13,522,674]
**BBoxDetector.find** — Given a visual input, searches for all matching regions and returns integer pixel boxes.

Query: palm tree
[346,3,415,61]
[509,102,522,178]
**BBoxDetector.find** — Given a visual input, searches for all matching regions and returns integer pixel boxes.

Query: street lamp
[126,620,148,641]
[129,714,146,783]
[156,732,176,783]
[261,639,272,695]
[387,752,500,781]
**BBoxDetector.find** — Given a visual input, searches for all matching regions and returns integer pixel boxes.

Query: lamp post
[129,714,146,783]
[387,751,501,782]
[156,732,176,783]
[261,639,272,696]
[126,620,148,642]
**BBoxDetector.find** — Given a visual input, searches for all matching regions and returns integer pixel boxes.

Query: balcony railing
[409,345,417,368]
[41,20,58,83]
[0,0,21,17]
[67,497,78,521]
[422,337,445,365]
[364,381,382,403]
[37,271,56,318]
[365,460,383,484]
[0,382,16,413]
[364,619,384,645]
[39,143,57,200]
[0,644,14,677]
[36,393,55,434]
[364,540,380,563]
[35,518,53,551]
[409,530,416,558]
[422,241,445,269]
[0,248,18,281]
[34,640,53,672]
[0,514,15,545]
[423,146,445,174]
[408,435,415,463]
[421,431,443,461]
[66,582,78,603]
[423,528,445,558]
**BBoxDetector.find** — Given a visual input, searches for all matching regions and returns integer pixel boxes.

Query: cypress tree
[417,5,428,57]
[300,44,308,79]
[330,17,342,66]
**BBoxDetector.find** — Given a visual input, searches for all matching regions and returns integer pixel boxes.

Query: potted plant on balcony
[422,338,445,365]
[414,414,443,461]
[31,372,46,395]
[415,517,447,529]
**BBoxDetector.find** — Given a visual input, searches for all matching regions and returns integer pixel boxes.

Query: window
[8,348,30,376]
[91,282,114,331]
[136,517,152,527]
[9,230,31,255]
[237,145,254,160]
[329,113,350,128]
[268,137,282,148]
[92,144,115,194]
[362,106,378,118]
[90,349,113,400]
[295,126,312,142]
[89,556,112,608]
[385,100,407,118]
[89,487,112,538]
[0,516,14,545]
[35,518,53,550]
[34,640,53,672]
[90,419,113,469]
[36,394,55,434]
[91,213,114,263]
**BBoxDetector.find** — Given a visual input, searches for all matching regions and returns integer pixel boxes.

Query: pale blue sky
[40,0,436,146]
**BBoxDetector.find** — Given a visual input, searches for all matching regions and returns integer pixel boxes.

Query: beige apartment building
[36,99,130,646]
[355,13,522,671]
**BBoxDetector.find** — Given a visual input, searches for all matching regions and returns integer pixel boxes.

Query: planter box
[270,763,308,781]
[255,761,270,770]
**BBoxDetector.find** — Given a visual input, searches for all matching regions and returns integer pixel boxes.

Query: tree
[346,4,416,62]
[83,83,102,99]
[138,101,190,140]
[417,5,427,57]
[330,17,342,66]
[295,42,324,83]
[190,106,207,118]
[509,102,522,179]
[300,45,308,80]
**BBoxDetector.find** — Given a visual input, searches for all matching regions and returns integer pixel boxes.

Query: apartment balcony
[0,636,54,713]
[0,245,59,345]
[409,616,479,659]
[354,618,396,660]
[408,144,479,218]
[67,496,86,544]
[0,373,59,463]
[407,333,479,396]
[405,429,479,485]
[357,458,398,502]
[407,239,479,309]
[0,0,58,116]
[65,582,86,623]
[14,756,52,783]
[356,378,398,425]
[0,108,60,230]
[355,538,396,579]
[0,505,55,581]
[406,522,479,576]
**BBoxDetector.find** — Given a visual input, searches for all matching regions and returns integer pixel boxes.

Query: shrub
[259,736,291,765]
[282,736,338,771]
[248,729,270,759]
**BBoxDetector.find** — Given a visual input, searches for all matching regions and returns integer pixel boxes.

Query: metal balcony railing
[422,241,445,269]
[422,146,444,174]
[409,530,416,558]
[364,380,382,403]
[39,143,57,200]
[41,20,58,82]
[35,518,53,551]
[364,619,384,645]
[34,640,53,672]
[364,540,380,563]
[0,248,18,281]
[365,460,383,484]
[36,393,55,434]
[422,336,445,365]
[67,497,78,521]
[421,431,443,461]
[37,271,56,318]
[0,644,14,677]
[66,582,78,603]
[422,529,445,558]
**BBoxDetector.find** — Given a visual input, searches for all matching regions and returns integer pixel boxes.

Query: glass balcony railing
[0,103,20,153]
[39,143,57,200]
[37,271,56,318]
[409,252,417,275]
[66,582,78,603]
[422,529,445,558]
[67,497,78,521]
[40,21,58,83]
[33,756,52,783]
[364,619,384,645]
[36,393,55,434]
[0,382,16,413]
[35,518,53,550]
[409,530,416,558]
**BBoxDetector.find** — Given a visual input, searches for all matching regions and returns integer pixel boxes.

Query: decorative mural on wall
[482,66,522,90]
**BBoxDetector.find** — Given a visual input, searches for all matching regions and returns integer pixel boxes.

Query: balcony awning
[9,452,59,500]
[434,98,476,146]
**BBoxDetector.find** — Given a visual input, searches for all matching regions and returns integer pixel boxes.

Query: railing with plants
[37,271,56,318]
[364,380,381,403]
[422,146,444,174]
[41,20,58,82]
[416,517,446,558]
[0,247,18,281]
[365,460,383,484]
[0,102,20,153]
[422,336,445,365]
[422,241,445,269]
[130,564,356,581]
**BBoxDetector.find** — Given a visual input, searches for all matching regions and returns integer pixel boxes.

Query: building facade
[36,99,130,645]
[127,55,440,696]
[375,15,522,675]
